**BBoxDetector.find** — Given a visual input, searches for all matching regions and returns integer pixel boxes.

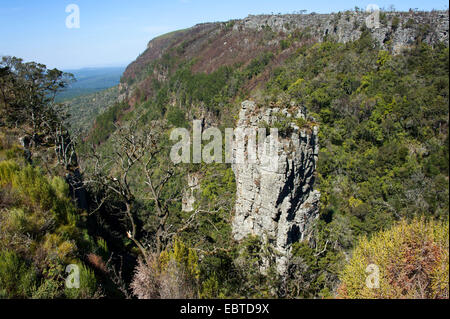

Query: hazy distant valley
[57,66,125,101]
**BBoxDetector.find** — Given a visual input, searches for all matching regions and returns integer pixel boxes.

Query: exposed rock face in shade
[182,173,201,212]
[231,101,320,273]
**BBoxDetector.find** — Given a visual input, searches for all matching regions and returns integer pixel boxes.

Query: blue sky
[0,0,448,70]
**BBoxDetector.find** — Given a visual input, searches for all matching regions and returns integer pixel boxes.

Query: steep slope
[80,9,449,298]
[120,10,448,105]
[65,86,120,134]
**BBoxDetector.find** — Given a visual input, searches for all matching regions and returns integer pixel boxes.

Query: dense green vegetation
[0,161,99,298]
[261,34,449,297]
[86,29,447,298]
[0,57,127,299]
[86,100,130,145]
[68,26,450,299]
[64,86,120,135]
[268,39,449,223]
[1,13,448,299]
[86,48,277,146]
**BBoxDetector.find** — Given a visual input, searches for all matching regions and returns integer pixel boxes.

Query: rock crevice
[234,10,449,52]
[231,101,320,273]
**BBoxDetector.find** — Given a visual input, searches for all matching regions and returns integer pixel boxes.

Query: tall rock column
[232,101,320,273]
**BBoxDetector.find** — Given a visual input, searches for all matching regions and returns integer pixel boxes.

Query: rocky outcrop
[234,10,449,52]
[232,101,320,273]
[182,173,201,212]
[120,10,448,103]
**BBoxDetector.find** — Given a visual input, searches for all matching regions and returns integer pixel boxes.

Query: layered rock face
[234,10,449,53]
[182,173,200,212]
[120,10,448,103]
[232,101,320,273]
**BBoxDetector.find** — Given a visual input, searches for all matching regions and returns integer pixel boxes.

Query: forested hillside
[1,8,448,299]
[64,86,120,135]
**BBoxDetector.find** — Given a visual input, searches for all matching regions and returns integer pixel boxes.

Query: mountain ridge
[120,9,449,105]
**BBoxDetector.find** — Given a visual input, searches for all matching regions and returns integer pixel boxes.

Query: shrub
[131,238,199,299]
[5,144,23,160]
[0,250,37,298]
[391,16,400,31]
[0,159,100,299]
[167,108,186,127]
[64,263,99,299]
[280,39,291,50]
[338,218,449,299]
[244,52,274,79]
[0,160,19,186]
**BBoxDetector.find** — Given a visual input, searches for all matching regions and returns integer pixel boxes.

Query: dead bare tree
[81,116,182,260]
[143,151,179,254]
[105,253,133,299]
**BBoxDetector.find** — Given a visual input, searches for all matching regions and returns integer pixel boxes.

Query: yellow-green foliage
[159,238,200,281]
[42,234,77,262]
[0,133,22,158]
[0,250,37,298]
[64,263,98,299]
[338,217,449,299]
[0,162,78,229]
[199,273,220,299]
[131,238,200,299]
[0,160,19,186]
[0,159,99,299]
[5,144,23,160]
[0,161,79,254]
[287,78,306,96]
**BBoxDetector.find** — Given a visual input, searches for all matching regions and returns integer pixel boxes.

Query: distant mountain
[56,66,126,101]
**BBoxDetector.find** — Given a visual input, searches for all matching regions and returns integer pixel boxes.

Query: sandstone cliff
[232,101,320,273]
[121,10,449,102]
[234,10,449,53]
